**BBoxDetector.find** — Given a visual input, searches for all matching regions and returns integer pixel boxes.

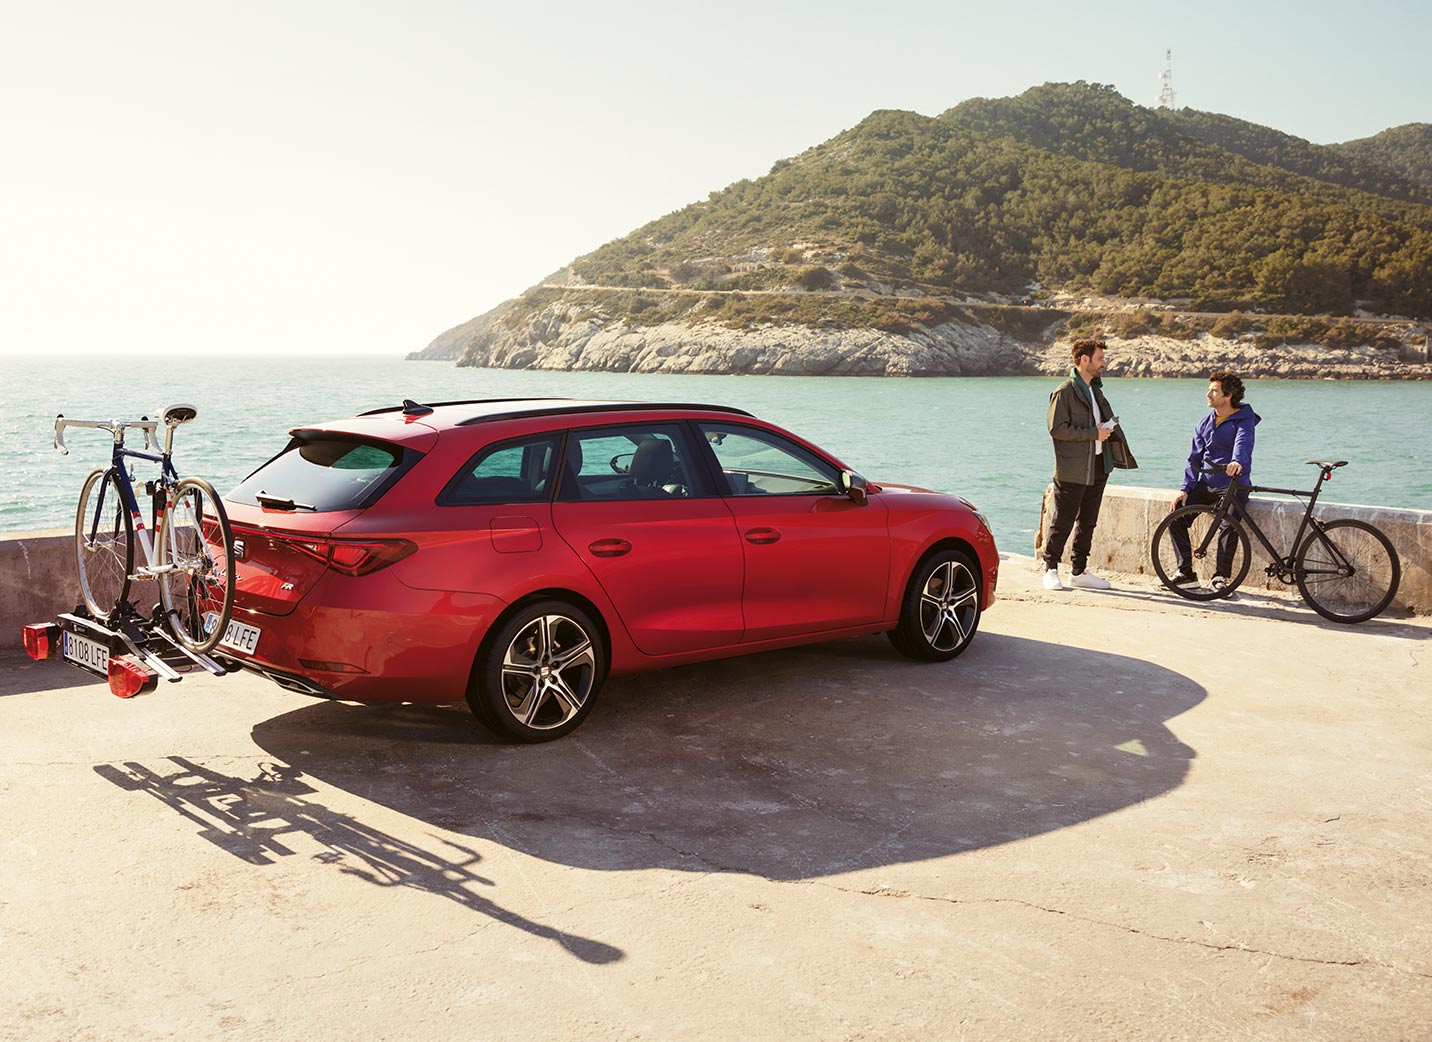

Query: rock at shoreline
[1077,334,1432,381]
[412,302,1432,380]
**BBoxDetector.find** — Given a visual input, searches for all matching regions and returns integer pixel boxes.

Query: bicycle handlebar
[54,414,158,456]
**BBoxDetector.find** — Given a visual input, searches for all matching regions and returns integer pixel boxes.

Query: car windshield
[229,435,416,511]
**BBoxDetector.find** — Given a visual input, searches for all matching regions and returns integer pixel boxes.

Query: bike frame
[64,417,183,582]
[1204,466,1347,583]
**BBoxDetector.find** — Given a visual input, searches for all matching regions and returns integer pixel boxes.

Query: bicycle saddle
[162,403,199,425]
[1305,460,1348,469]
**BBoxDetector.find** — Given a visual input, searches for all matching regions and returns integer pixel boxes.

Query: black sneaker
[1169,570,1198,585]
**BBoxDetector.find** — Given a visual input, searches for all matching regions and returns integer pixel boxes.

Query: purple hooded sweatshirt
[1180,403,1260,492]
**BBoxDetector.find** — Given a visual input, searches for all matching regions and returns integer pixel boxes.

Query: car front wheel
[469,600,606,742]
[888,549,982,662]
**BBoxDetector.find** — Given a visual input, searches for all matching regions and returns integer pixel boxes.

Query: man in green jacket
[1042,338,1127,590]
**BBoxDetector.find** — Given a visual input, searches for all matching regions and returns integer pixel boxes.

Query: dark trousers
[1043,473,1109,574]
[1169,482,1248,577]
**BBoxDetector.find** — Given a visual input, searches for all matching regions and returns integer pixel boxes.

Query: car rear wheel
[469,600,606,742]
[888,549,982,662]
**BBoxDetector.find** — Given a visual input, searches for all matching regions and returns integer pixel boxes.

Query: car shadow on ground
[245,632,1205,880]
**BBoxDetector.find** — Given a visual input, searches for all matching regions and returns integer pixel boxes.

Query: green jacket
[1047,369,1137,484]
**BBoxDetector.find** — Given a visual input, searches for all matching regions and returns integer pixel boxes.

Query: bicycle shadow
[246,632,1205,880]
[90,756,624,965]
[1095,584,1429,640]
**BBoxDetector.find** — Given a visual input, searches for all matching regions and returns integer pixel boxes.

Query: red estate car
[218,398,999,741]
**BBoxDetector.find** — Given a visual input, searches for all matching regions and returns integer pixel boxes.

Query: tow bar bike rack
[22,607,229,698]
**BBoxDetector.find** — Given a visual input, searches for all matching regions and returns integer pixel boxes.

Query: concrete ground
[2,557,1429,1042]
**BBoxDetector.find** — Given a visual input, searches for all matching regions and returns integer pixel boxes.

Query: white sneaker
[1042,568,1064,590]
[1070,570,1112,590]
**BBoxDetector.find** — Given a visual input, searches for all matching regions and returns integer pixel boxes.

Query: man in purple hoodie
[1166,371,1260,590]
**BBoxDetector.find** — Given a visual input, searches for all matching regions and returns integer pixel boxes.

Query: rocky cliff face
[407,300,516,361]
[443,302,1043,376]
[1041,335,1431,380]
[415,302,1431,379]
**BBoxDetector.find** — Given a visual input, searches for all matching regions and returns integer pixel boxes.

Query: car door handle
[588,538,632,558]
[743,527,781,545]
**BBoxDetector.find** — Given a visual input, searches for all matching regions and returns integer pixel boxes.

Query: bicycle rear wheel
[75,468,134,619]
[1295,519,1400,624]
[1150,504,1251,601]
[157,477,235,653]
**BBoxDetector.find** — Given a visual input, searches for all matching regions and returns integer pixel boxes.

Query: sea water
[3,355,1428,550]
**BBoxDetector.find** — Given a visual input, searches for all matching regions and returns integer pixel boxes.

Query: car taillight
[108,656,156,698]
[288,537,417,576]
[22,623,58,660]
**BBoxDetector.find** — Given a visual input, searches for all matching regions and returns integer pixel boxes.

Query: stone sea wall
[1,529,74,647]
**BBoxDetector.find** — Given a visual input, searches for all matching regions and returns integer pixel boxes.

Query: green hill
[561,83,1432,321]
[1158,109,1432,205]
[1332,123,1432,189]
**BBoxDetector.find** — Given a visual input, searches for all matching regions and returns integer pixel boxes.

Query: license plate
[62,630,110,674]
[206,614,262,654]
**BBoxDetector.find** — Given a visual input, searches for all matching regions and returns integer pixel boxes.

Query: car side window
[696,424,840,496]
[558,425,695,501]
[441,435,559,505]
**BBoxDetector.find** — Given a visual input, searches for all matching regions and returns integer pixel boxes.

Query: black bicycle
[1150,461,1401,624]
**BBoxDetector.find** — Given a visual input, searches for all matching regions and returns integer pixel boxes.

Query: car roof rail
[356,397,755,424]
[453,401,756,426]
[359,397,539,417]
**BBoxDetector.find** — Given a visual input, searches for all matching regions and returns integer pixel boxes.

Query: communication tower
[1156,50,1177,109]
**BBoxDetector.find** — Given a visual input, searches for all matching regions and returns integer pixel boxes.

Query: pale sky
[3,0,1428,358]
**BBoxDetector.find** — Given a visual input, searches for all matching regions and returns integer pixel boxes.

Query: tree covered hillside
[1333,123,1432,188]
[568,83,1432,318]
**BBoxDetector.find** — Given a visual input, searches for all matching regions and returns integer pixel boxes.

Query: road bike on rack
[1149,461,1401,624]
[56,404,236,653]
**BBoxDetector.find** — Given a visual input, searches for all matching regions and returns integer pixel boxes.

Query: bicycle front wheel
[157,477,235,653]
[75,468,134,619]
[1150,504,1251,601]
[1295,519,1400,624]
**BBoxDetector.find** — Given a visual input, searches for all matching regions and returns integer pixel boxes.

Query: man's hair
[1071,338,1106,365]
[1209,371,1245,407]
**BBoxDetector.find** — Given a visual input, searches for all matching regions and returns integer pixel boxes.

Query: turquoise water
[3,356,1429,550]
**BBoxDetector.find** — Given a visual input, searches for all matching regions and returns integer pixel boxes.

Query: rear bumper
[224,574,505,703]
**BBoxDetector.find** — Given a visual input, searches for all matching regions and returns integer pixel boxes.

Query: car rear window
[440,434,559,505]
[229,435,419,512]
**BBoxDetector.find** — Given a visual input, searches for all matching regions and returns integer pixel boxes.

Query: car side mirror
[838,470,868,505]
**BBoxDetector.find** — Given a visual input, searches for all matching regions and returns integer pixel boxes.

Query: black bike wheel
[157,477,236,653]
[1295,519,1400,624]
[75,468,134,619]
[1150,504,1252,601]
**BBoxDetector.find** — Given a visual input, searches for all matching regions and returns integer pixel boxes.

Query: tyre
[1295,519,1400,624]
[469,600,606,742]
[1150,505,1251,601]
[156,477,235,653]
[887,549,982,662]
[75,468,134,619]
